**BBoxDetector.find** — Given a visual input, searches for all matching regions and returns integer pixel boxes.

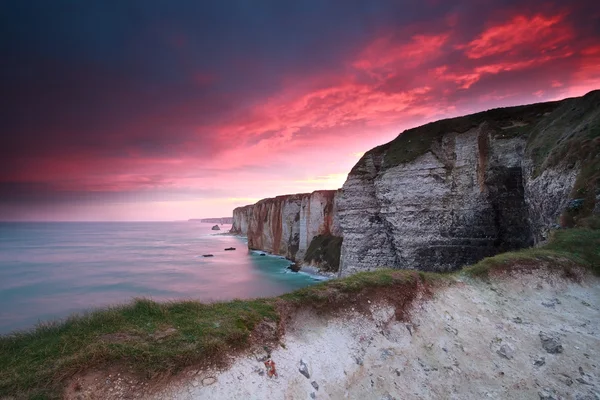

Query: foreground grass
[0,299,278,399]
[1,223,599,399]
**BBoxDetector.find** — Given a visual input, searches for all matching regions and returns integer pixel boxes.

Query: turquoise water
[0,222,319,334]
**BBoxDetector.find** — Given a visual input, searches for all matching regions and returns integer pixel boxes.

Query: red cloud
[462,13,573,59]
[353,33,449,72]
[5,5,599,221]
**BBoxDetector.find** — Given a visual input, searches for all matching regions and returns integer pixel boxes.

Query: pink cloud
[462,13,573,59]
[5,5,599,221]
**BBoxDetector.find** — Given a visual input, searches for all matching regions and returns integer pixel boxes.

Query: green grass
[0,299,278,399]
[463,222,600,279]
[0,268,443,399]
[350,99,563,175]
[303,234,343,272]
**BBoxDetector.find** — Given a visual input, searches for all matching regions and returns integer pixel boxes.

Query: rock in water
[202,254,214,257]
[224,247,236,251]
[287,263,300,272]
[211,225,220,230]
[299,359,310,379]
[539,332,563,354]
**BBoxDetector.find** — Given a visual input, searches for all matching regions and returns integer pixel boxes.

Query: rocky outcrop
[230,190,342,268]
[338,90,600,275]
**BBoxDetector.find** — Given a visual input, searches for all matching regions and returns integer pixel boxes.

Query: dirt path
[154,269,600,400]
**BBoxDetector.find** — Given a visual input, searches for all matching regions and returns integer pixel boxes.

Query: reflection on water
[0,222,319,334]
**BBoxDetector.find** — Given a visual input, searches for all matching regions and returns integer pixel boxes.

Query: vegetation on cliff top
[464,216,600,279]
[2,219,599,399]
[526,91,600,224]
[350,97,563,175]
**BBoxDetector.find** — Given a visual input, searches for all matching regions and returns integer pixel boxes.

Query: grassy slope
[2,221,599,399]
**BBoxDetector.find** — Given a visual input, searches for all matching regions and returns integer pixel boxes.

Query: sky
[1,0,599,221]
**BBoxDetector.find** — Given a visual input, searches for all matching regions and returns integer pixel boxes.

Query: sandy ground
[151,269,600,400]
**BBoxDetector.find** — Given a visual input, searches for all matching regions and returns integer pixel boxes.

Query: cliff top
[232,189,341,212]
[351,89,600,176]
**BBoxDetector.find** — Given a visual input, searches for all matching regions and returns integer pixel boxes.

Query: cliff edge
[339,90,600,275]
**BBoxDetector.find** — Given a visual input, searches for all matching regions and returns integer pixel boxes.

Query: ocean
[0,221,321,334]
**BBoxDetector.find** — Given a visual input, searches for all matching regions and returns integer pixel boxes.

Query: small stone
[542,298,561,308]
[299,359,310,379]
[202,377,216,386]
[191,380,199,387]
[310,392,316,399]
[538,388,557,400]
[560,376,573,386]
[311,381,319,390]
[577,377,592,386]
[445,326,458,335]
[380,348,393,360]
[534,357,546,367]
[354,356,363,366]
[539,332,563,354]
[513,317,523,324]
[497,344,514,360]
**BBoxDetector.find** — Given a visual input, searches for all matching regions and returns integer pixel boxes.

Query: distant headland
[189,217,233,224]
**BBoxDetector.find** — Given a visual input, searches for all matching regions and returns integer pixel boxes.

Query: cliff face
[230,205,253,235]
[339,90,600,275]
[230,190,342,267]
[231,91,598,276]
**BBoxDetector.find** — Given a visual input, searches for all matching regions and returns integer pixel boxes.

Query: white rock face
[230,190,341,262]
[339,124,542,275]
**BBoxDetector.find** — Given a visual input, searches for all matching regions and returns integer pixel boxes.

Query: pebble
[538,388,558,400]
[311,381,319,390]
[299,359,311,379]
[539,332,563,354]
[541,298,561,308]
[202,377,216,386]
[496,344,514,360]
[534,357,546,367]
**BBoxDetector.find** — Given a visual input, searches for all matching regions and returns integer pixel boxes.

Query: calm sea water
[0,222,320,334]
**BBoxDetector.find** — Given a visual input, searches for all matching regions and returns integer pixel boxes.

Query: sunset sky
[1,0,599,221]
